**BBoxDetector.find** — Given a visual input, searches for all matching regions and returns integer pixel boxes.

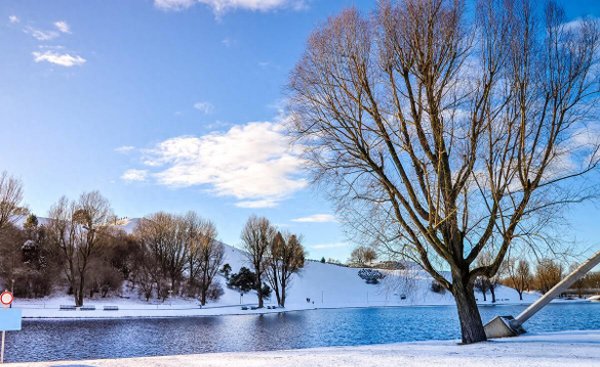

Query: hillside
[12,217,540,318]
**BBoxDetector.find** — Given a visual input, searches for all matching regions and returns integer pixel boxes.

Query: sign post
[0,290,21,364]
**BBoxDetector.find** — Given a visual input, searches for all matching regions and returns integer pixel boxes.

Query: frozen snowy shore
[9,330,600,367]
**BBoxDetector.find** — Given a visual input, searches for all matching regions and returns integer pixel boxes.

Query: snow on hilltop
[13,217,540,318]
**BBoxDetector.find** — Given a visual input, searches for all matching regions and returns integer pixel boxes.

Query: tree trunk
[490,285,496,303]
[518,290,523,301]
[200,288,207,306]
[256,277,264,308]
[452,273,487,344]
[280,278,286,307]
[77,276,85,307]
[273,274,281,307]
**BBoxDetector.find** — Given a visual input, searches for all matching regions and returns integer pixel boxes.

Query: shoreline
[8,329,600,367]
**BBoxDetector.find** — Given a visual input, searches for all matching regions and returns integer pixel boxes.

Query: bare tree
[184,212,224,305]
[241,215,274,308]
[475,251,501,302]
[0,171,24,232]
[349,245,377,266]
[135,212,188,299]
[265,231,306,307]
[47,191,113,306]
[379,268,417,301]
[505,258,532,300]
[287,0,600,343]
[535,258,564,294]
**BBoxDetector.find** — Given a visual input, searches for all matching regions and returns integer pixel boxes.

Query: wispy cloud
[236,199,278,208]
[154,0,307,14]
[292,214,337,223]
[54,21,70,33]
[8,15,19,24]
[25,26,59,41]
[310,242,349,250]
[125,121,307,208]
[115,145,136,154]
[193,101,215,114]
[121,169,148,182]
[221,37,236,47]
[32,50,86,67]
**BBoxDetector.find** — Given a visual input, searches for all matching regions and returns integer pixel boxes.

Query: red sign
[0,291,13,306]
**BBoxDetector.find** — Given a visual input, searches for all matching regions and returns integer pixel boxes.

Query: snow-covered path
[9,330,600,367]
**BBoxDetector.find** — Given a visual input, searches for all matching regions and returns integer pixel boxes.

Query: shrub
[206,281,225,301]
[430,280,446,294]
[358,269,385,284]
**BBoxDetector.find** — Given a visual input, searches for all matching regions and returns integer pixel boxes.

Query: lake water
[5,302,600,362]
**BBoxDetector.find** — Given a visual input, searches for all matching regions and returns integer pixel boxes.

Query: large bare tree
[241,215,274,308]
[288,0,600,343]
[48,191,113,306]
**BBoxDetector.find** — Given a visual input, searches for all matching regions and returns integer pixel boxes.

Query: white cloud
[8,15,19,24]
[133,121,307,208]
[155,0,306,13]
[54,21,70,33]
[32,51,86,67]
[292,214,337,223]
[236,199,278,208]
[155,0,196,10]
[115,145,135,154]
[25,26,59,41]
[121,169,148,182]
[311,242,349,250]
[193,101,215,114]
[221,37,236,47]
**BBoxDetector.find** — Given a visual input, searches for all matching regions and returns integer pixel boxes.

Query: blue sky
[0,0,599,262]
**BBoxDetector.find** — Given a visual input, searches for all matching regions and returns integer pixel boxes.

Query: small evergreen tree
[227,267,256,294]
[220,263,232,280]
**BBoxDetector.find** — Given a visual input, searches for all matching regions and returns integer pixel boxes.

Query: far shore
[14,297,594,320]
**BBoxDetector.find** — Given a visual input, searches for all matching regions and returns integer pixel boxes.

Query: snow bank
[8,330,600,367]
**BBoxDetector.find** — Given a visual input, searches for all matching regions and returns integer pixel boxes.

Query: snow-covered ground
[9,330,600,367]
[14,238,543,318]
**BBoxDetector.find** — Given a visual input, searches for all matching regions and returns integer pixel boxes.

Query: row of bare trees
[241,215,306,308]
[480,256,598,301]
[0,172,225,306]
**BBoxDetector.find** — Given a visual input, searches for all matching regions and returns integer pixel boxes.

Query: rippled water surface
[5,302,600,362]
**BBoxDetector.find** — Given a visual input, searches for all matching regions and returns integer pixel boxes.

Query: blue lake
[5,302,600,362]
